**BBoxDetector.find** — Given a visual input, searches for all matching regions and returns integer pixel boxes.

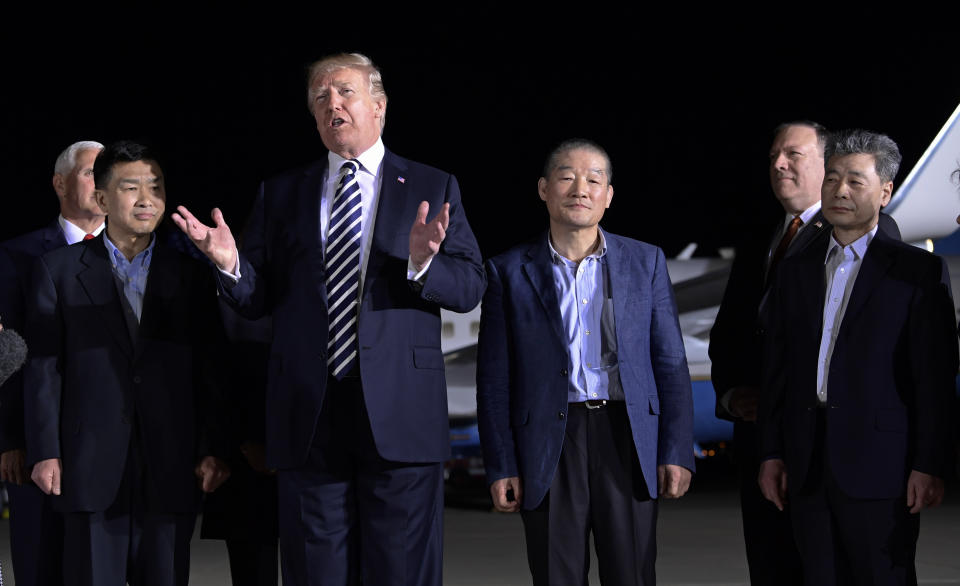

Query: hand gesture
[489,476,523,512]
[658,464,692,498]
[31,458,62,495]
[1,449,26,485]
[758,458,788,511]
[171,206,238,272]
[906,470,944,513]
[409,201,449,271]
[194,456,231,493]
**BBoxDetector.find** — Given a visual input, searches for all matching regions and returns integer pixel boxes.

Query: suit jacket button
[561,369,568,376]
[133,375,142,384]
[558,411,565,420]
[121,415,130,424]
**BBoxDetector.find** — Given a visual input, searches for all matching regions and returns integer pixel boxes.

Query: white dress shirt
[816,226,877,404]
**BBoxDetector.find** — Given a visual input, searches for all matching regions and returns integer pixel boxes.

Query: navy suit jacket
[759,228,957,499]
[219,149,485,469]
[0,221,67,453]
[23,231,226,512]
[476,230,695,507]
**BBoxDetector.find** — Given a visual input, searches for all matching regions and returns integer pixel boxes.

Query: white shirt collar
[58,215,105,246]
[825,224,878,264]
[326,137,385,178]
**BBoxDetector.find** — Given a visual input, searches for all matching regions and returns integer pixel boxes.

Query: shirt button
[585,330,591,335]
[592,392,598,398]
[586,362,591,367]
[581,299,587,304]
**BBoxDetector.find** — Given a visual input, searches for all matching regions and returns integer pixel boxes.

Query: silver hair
[53,141,104,176]
[306,53,387,131]
[825,129,902,184]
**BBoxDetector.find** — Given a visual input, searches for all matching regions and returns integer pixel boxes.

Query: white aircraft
[443,103,960,477]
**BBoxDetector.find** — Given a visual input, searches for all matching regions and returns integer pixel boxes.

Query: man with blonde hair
[174,53,484,585]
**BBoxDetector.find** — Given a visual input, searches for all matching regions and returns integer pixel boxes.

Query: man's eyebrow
[588,168,605,176]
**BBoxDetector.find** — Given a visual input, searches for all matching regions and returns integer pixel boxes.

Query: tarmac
[1,461,958,585]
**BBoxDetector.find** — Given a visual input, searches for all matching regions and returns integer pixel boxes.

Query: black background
[3,20,957,258]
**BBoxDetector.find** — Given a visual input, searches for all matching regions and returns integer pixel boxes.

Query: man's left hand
[194,456,231,493]
[657,464,692,498]
[409,201,449,271]
[906,469,944,513]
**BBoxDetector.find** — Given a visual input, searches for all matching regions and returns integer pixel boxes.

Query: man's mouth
[331,118,345,128]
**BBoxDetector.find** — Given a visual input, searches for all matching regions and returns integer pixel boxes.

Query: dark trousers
[521,401,657,586]
[791,410,919,586]
[62,436,196,586]
[226,539,279,586]
[6,480,64,586]
[733,421,802,585]
[277,377,443,586]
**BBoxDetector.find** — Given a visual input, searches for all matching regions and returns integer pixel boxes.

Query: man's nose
[773,153,788,170]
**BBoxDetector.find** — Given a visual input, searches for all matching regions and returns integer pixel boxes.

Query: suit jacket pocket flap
[413,346,444,370]
[875,408,907,432]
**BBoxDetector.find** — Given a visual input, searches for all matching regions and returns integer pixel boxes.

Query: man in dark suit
[758,130,957,585]
[25,141,230,586]
[172,53,484,585]
[476,139,694,585]
[709,121,827,585]
[0,140,104,586]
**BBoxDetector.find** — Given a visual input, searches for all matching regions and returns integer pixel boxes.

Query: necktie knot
[83,233,95,241]
[341,159,360,177]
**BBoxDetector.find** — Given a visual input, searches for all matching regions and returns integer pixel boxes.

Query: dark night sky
[2,22,957,259]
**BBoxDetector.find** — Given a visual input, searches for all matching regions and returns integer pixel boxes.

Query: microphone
[0,327,28,387]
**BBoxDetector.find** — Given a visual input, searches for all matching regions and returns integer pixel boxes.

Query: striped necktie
[326,159,362,379]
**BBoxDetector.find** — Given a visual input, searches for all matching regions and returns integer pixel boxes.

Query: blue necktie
[326,159,362,379]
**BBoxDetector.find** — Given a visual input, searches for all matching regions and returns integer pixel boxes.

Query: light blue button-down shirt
[816,226,877,403]
[548,232,622,403]
[104,234,156,323]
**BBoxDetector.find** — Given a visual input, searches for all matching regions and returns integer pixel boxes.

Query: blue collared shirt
[548,231,622,402]
[816,226,877,403]
[103,234,156,323]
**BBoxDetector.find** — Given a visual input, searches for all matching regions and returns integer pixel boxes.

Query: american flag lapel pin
[397,176,405,184]
[814,221,823,228]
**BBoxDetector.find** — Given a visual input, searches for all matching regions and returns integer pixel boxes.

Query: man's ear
[52,174,66,199]
[95,190,109,214]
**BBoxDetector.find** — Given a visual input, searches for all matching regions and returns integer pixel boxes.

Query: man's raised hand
[409,201,449,271]
[171,206,238,272]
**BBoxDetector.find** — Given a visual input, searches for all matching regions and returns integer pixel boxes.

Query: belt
[569,399,608,409]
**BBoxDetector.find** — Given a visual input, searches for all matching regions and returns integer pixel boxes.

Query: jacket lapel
[76,237,134,360]
[296,162,327,300]
[603,231,638,345]
[521,236,565,346]
[836,231,896,338]
[367,151,415,299]
[788,210,828,258]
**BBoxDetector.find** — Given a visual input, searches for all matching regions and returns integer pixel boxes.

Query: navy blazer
[23,231,226,512]
[759,228,957,499]
[476,230,695,507]
[219,149,485,469]
[0,222,67,452]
